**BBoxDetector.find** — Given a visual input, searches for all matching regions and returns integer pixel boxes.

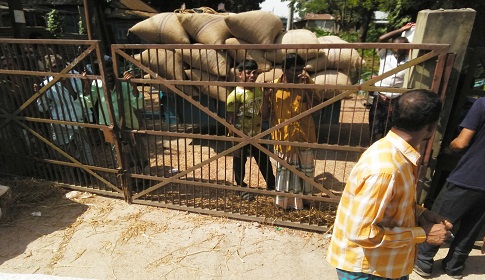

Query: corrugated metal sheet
[117,0,158,13]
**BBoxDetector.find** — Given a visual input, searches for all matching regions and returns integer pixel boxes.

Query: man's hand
[123,70,134,81]
[401,22,415,31]
[297,71,310,84]
[33,83,39,92]
[422,223,452,245]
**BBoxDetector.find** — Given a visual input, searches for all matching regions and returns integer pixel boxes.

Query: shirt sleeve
[346,173,424,248]
[226,89,237,113]
[124,82,143,110]
[460,98,485,131]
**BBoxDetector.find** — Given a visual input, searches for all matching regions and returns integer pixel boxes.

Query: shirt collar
[385,131,421,166]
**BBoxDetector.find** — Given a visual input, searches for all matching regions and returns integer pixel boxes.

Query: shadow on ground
[0,175,88,266]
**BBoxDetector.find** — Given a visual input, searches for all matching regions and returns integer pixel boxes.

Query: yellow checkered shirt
[326,131,427,278]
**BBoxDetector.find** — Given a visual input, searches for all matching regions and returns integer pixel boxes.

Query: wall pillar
[408,9,476,204]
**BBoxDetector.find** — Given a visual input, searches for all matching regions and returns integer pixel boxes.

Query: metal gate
[0,39,126,199]
[0,39,452,231]
[424,46,485,208]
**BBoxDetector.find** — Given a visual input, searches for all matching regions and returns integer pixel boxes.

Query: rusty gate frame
[0,39,128,198]
[0,39,454,231]
[110,43,453,225]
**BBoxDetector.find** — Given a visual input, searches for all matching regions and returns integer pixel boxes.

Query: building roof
[14,0,158,14]
[115,0,157,13]
[303,13,335,21]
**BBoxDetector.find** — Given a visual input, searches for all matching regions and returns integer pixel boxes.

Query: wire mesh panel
[111,42,451,230]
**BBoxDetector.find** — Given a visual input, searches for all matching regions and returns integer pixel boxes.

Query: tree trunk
[358,10,373,42]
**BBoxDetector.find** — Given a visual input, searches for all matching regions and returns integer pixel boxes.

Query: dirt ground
[0,95,483,280]
[1,177,484,280]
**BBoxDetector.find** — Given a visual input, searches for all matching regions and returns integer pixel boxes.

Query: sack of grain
[177,13,231,44]
[224,11,282,44]
[256,68,284,83]
[135,49,185,80]
[304,52,329,73]
[312,36,363,72]
[311,70,353,100]
[128,13,190,44]
[180,44,232,77]
[134,49,198,96]
[319,35,348,43]
[224,38,273,72]
[184,69,232,102]
[267,29,320,63]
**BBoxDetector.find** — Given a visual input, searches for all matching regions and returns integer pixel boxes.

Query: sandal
[240,191,255,201]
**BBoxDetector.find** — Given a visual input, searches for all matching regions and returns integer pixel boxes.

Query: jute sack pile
[184,69,233,102]
[224,11,282,44]
[267,29,320,63]
[128,13,190,44]
[311,70,353,100]
[177,13,232,44]
[256,68,284,83]
[134,49,198,96]
[180,44,232,77]
[225,38,273,72]
[305,36,363,73]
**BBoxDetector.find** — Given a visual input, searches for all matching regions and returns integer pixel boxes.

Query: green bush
[45,9,64,38]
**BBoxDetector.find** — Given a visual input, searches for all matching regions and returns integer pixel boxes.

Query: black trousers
[416,181,485,274]
[233,144,276,190]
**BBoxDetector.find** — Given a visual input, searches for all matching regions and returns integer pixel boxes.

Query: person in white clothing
[369,23,413,142]
[34,54,94,166]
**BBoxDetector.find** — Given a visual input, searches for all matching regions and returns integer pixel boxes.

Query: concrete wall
[408,9,476,204]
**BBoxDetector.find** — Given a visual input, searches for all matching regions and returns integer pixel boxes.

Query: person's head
[392,89,442,133]
[282,53,306,83]
[91,57,116,88]
[236,59,258,82]
[392,37,410,58]
[44,54,63,71]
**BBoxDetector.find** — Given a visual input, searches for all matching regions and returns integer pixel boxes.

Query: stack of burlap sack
[128,10,363,102]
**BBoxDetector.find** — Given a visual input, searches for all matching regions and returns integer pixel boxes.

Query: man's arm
[378,23,413,42]
[417,207,454,245]
[261,88,272,121]
[449,128,475,152]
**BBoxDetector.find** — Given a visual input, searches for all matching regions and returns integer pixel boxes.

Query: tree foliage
[45,9,64,39]
[293,0,485,43]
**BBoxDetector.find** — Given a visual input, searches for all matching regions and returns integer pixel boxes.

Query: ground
[0,177,484,280]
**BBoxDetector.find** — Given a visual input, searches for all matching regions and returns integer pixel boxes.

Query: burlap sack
[134,49,199,96]
[311,36,363,72]
[226,67,237,82]
[318,35,348,43]
[135,49,184,80]
[184,69,232,102]
[311,70,353,100]
[267,29,320,63]
[177,13,231,44]
[181,44,232,77]
[304,52,329,73]
[256,68,284,83]
[224,38,273,72]
[128,13,190,44]
[224,11,282,44]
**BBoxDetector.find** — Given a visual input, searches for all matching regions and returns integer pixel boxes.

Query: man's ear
[426,121,438,133]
